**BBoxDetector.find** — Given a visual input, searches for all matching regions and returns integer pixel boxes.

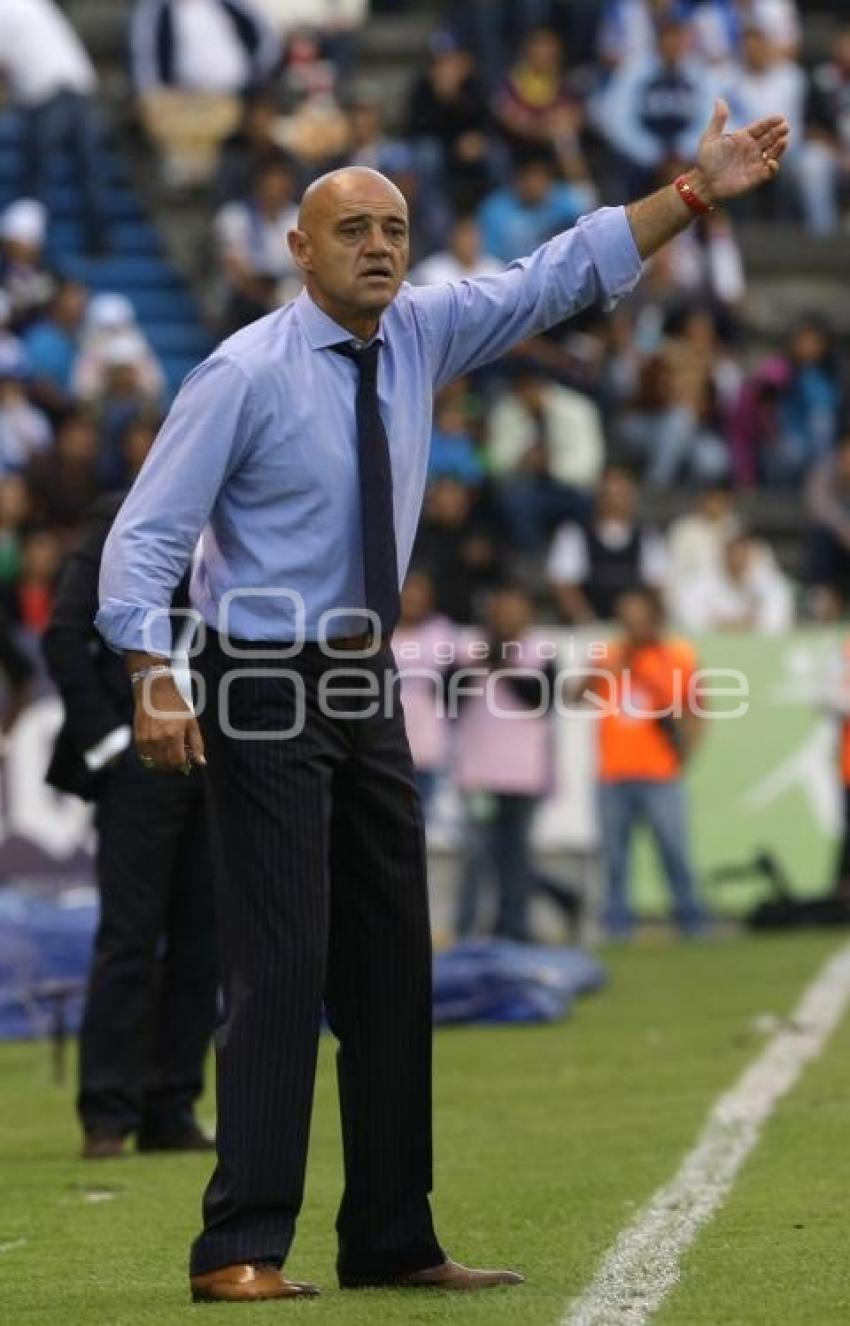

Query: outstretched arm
[411,101,790,388]
[626,100,790,259]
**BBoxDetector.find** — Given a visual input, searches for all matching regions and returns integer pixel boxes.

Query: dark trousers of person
[78,750,218,1138]
[188,634,443,1280]
[22,90,107,248]
[457,792,545,942]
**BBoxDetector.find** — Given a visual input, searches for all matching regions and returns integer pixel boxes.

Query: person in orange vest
[582,585,705,937]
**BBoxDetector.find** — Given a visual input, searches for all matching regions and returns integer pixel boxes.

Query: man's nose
[364,224,392,253]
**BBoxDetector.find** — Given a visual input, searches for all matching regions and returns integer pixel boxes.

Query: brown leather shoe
[81,1133,125,1160]
[340,1257,525,1291]
[190,1263,321,1303]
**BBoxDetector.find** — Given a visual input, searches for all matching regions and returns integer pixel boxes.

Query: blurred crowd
[0,0,850,649]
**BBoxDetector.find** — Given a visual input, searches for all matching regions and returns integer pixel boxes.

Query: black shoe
[137,1121,214,1153]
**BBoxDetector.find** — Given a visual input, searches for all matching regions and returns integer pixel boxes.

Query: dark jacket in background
[42,491,189,800]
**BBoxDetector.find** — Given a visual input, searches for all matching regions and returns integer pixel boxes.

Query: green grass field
[2,933,849,1326]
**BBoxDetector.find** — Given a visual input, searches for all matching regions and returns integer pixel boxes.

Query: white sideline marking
[562,942,850,1326]
[0,1239,27,1254]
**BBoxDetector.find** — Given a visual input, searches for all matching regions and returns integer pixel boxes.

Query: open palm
[696,99,790,203]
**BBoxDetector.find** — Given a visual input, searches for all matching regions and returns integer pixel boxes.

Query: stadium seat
[0,150,129,187]
[59,255,180,289]
[162,354,205,395]
[46,221,162,259]
[144,323,216,358]
[0,108,213,398]
[0,184,143,222]
[127,289,201,324]
[0,113,23,147]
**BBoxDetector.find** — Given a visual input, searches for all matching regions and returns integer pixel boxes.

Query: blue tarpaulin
[0,888,95,1039]
[0,890,606,1039]
[434,940,607,1025]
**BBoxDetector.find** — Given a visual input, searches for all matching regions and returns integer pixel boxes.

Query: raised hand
[694,99,790,204]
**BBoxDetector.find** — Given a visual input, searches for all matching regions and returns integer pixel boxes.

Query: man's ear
[287,227,312,273]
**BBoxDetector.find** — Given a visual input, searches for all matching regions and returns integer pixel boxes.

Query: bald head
[288,166,410,336]
[297,167,407,230]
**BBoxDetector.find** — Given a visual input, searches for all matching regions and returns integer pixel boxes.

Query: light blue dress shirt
[96,206,642,653]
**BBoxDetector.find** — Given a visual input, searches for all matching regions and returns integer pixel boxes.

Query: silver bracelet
[130,664,173,687]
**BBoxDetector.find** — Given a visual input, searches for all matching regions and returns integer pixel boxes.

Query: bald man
[97,101,789,1302]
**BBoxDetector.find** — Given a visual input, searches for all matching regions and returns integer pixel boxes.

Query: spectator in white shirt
[720,20,806,217]
[671,529,795,634]
[547,465,668,623]
[214,155,301,331]
[0,0,106,252]
[487,373,604,551]
[0,200,55,332]
[131,0,280,186]
[723,23,806,140]
[72,294,165,404]
[409,216,503,287]
[131,0,280,94]
[599,0,737,67]
[592,14,718,195]
[666,484,742,585]
[598,0,800,67]
[736,0,800,59]
[798,26,850,234]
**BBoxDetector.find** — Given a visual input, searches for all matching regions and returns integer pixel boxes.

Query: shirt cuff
[95,600,173,656]
[579,205,643,308]
[84,725,132,772]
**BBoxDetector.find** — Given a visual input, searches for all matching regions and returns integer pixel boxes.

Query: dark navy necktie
[332,340,400,634]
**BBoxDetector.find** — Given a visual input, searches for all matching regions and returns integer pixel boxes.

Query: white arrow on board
[742,718,841,834]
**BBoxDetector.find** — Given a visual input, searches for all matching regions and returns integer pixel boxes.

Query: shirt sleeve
[96,355,254,655]
[408,206,642,390]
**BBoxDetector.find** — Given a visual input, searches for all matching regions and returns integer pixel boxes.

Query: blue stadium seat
[0,150,129,187]
[145,323,216,358]
[0,113,23,147]
[46,222,162,259]
[59,255,180,289]
[162,354,204,394]
[0,184,143,221]
[0,117,211,394]
[127,290,201,323]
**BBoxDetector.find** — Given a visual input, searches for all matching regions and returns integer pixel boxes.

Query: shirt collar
[294,288,385,351]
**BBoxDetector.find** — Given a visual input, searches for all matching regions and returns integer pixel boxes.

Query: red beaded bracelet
[674,174,714,216]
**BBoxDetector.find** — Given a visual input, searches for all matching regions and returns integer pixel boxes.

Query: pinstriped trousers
[189,634,443,1279]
